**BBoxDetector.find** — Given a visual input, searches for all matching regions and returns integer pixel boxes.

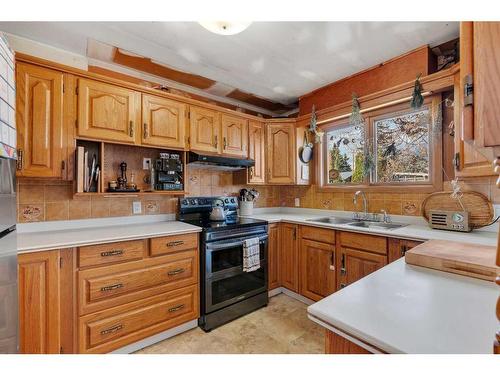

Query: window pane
[326,124,365,184]
[374,108,430,183]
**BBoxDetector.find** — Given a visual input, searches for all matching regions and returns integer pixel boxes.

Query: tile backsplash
[16,167,499,223]
[278,177,500,215]
[16,167,281,223]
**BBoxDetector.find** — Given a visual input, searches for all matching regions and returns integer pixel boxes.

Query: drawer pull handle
[340,283,347,289]
[167,268,185,276]
[168,304,185,313]
[100,283,124,292]
[100,249,124,257]
[100,324,123,335]
[166,240,184,247]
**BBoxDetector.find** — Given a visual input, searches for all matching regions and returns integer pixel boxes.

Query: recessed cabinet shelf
[74,140,187,197]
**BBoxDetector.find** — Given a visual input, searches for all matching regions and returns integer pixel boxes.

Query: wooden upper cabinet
[189,106,220,154]
[456,22,500,178]
[473,22,500,148]
[77,79,141,144]
[141,94,187,149]
[16,62,64,178]
[18,250,61,354]
[299,238,335,301]
[267,122,295,184]
[280,223,299,292]
[248,120,266,184]
[221,114,248,157]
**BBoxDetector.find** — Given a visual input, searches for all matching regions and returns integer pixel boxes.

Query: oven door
[204,235,267,313]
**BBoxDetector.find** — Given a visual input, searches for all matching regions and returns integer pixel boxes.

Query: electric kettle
[209,198,226,221]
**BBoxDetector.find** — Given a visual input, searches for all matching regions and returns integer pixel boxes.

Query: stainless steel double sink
[306,216,407,230]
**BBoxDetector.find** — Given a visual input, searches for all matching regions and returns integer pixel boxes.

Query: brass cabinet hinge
[61,160,66,170]
[59,257,63,268]
[62,83,65,93]
[453,152,461,170]
[75,86,79,95]
[75,119,78,128]
[464,74,473,106]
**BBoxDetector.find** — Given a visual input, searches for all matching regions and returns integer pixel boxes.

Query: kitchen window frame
[316,95,443,193]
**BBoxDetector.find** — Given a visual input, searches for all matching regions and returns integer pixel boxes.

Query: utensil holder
[239,200,254,216]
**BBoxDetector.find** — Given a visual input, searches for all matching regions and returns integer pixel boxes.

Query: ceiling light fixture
[199,21,251,36]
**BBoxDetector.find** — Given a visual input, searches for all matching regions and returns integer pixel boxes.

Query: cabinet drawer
[78,250,198,315]
[150,233,198,256]
[78,240,146,268]
[339,231,387,255]
[300,225,335,243]
[79,284,199,353]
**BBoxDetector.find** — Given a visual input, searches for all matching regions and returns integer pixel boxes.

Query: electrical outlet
[143,158,152,170]
[294,198,300,207]
[132,201,142,215]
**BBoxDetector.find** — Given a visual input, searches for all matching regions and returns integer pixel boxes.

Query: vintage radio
[429,210,471,232]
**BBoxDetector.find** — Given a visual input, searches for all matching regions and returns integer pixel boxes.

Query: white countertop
[244,208,499,246]
[16,217,201,253]
[307,259,499,354]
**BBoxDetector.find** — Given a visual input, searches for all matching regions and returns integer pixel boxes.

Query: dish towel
[243,237,261,272]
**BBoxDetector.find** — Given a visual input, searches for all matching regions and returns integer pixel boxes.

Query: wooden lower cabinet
[78,284,198,354]
[18,248,75,354]
[388,238,424,263]
[325,330,371,354]
[268,223,281,290]
[280,223,299,292]
[337,247,387,289]
[18,233,200,354]
[299,235,336,301]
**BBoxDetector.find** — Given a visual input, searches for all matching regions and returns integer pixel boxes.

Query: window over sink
[318,95,442,192]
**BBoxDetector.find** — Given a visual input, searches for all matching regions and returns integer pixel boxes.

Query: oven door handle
[205,235,268,251]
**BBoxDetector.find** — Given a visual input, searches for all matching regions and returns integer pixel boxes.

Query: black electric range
[178,197,269,331]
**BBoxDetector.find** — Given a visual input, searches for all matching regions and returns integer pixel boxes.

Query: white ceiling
[0,22,459,106]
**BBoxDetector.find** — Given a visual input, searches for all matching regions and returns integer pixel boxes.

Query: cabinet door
[267,122,295,184]
[221,114,248,157]
[18,250,61,353]
[388,238,423,263]
[299,239,335,301]
[16,63,64,177]
[474,22,500,148]
[280,223,299,292]
[337,247,387,289]
[248,120,266,184]
[77,79,141,144]
[189,106,220,153]
[141,94,187,149]
[268,223,280,290]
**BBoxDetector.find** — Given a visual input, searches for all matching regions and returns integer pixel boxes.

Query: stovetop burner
[177,196,267,232]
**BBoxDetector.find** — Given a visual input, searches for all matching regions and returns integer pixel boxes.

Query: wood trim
[302,45,432,100]
[460,22,474,141]
[297,64,458,124]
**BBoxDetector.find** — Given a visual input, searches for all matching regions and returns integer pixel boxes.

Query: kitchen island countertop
[307,259,498,354]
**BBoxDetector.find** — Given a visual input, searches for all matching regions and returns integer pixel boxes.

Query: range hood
[187,151,255,171]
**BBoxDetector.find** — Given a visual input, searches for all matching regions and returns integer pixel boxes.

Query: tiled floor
[135,294,324,354]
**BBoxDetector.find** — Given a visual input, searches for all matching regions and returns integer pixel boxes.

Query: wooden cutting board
[405,240,499,282]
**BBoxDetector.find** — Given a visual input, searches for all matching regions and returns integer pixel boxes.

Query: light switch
[132,201,142,214]
[294,198,300,207]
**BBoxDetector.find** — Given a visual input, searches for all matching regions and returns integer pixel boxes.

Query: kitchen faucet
[353,190,368,219]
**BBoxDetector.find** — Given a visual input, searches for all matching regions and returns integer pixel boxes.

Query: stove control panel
[179,196,238,212]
